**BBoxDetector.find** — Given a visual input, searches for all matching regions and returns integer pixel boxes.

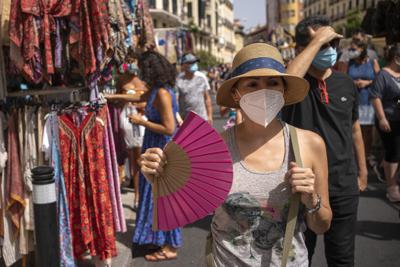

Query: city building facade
[148,0,236,63]
[266,0,281,31]
[303,0,380,30]
[148,0,184,28]
[266,0,304,36]
[234,19,245,54]
[280,0,304,35]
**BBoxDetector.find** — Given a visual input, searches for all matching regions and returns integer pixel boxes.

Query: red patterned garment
[59,106,116,260]
[5,110,26,235]
[8,0,72,81]
[8,0,41,83]
[74,0,111,76]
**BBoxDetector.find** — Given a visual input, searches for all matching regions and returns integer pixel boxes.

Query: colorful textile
[8,0,71,81]
[43,113,76,267]
[137,0,155,49]
[5,110,25,235]
[59,106,117,260]
[104,106,126,233]
[133,86,182,248]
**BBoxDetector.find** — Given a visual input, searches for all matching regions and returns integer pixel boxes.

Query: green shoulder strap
[281,125,302,267]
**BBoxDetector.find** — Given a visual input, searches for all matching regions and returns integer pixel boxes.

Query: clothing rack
[6,87,87,97]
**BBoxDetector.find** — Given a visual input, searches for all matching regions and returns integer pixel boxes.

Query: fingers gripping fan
[153,112,233,231]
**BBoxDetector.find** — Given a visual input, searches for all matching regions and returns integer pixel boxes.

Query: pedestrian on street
[370,44,400,202]
[347,39,380,166]
[337,29,379,73]
[176,53,213,124]
[139,43,333,266]
[282,15,368,267]
[129,51,182,261]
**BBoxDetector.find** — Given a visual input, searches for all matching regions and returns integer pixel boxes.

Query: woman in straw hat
[139,28,339,266]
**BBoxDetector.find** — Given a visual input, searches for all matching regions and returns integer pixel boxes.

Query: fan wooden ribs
[152,112,233,231]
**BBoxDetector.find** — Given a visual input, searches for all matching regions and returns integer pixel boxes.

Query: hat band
[229,57,286,79]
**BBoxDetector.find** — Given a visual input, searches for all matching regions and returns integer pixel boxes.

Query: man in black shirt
[283,16,368,267]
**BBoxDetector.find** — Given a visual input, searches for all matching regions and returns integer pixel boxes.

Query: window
[349,0,352,9]
[356,0,359,7]
[163,0,169,11]
[199,0,206,19]
[187,2,192,18]
[290,10,296,17]
[149,0,156,8]
[215,12,219,33]
[207,15,211,28]
[363,0,367,9]
[173,0,177,15]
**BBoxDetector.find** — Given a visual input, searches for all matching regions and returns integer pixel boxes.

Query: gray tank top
[210,123,308,267]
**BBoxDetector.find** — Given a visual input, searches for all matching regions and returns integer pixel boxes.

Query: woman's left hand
[286,162,317,209]
[128,114,144,125]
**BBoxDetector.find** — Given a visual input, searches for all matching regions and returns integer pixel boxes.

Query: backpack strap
[281,125,303,267]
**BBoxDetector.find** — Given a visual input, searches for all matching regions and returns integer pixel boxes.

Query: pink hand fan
[152,112,233,231]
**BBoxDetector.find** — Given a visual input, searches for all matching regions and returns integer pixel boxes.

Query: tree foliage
[345,10,363,37]
[197,50,220,69]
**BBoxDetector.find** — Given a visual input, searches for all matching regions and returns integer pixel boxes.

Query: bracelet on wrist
[306,193,321,214]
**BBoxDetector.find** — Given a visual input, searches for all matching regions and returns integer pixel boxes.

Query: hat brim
[182,59,199,64]
[216,68,310,108]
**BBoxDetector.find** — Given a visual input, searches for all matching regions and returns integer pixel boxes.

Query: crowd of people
[104,14,399,267]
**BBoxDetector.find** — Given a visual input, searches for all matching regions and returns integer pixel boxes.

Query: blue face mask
[312,47,338,70]
[189,63,199,73]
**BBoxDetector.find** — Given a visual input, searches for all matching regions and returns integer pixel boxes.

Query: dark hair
[352,39,368,59]
[385,44,400,63]
[138,51,177,89]
[352,29,366,38]
[295,15,331,47]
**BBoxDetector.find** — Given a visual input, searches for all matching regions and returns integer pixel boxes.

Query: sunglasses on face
[319,38,340,51]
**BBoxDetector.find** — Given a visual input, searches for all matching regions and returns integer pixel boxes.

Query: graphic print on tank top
[211,123,308,266]
[221,191,305,261]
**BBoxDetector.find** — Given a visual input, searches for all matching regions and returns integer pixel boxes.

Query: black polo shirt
[282,71,359,197]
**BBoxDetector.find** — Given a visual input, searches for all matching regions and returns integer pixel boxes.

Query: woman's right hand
[139,148,167,184]
[379,117,391,132]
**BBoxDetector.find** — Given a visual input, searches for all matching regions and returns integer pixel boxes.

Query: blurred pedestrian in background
[370,44,400,202]
[337,29,379,73]
[347,39,380,167]
[176,53,213,124]
[130,51,182,261]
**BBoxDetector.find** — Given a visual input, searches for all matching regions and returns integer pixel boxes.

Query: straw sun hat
[217,43,310,108]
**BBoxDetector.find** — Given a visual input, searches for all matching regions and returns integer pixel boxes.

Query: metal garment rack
[6,86,87,97]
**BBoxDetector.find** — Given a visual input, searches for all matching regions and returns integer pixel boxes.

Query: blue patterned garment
[47,114,76,267]
[133,86,183,248]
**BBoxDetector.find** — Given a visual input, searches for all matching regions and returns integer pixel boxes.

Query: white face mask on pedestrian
[236,89,284,128]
